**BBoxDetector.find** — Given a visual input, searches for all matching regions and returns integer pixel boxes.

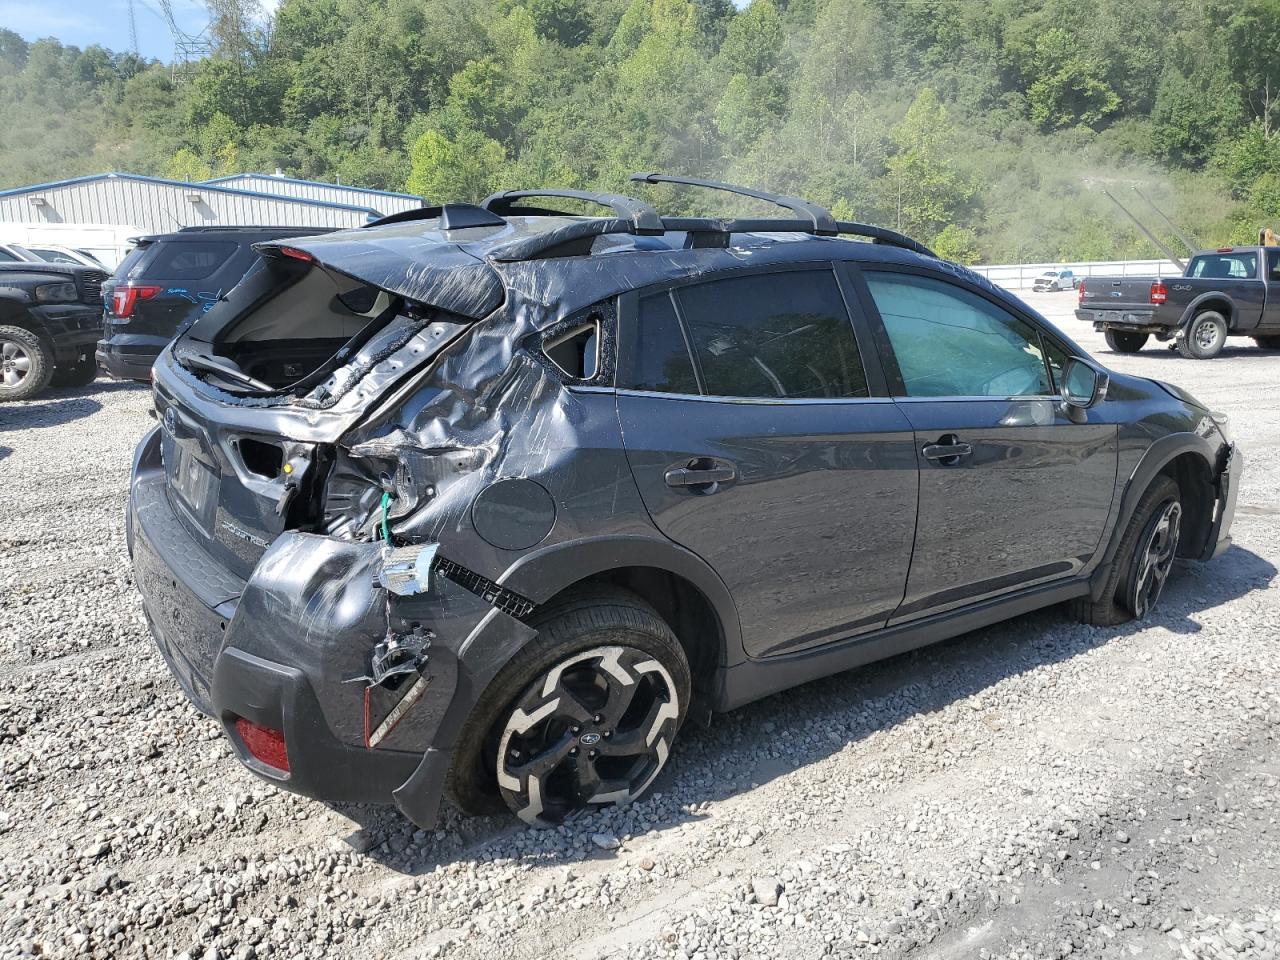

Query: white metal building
[0,172,392,235]
[204,173,424,215]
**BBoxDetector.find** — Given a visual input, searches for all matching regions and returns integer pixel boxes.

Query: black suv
[97,226,331,381]
[126,175,1239,829]
[0,261,108,401]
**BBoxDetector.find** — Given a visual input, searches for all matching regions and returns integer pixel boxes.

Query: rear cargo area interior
[214,260,400,389]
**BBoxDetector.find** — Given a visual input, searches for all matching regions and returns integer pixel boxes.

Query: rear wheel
[1177,311,1227,359]
[50,355,98,387]
[447,586,690,826]
[1068,475,1182,625]
[1104,329,1149,353]
[1253,335,1280,350]
[0,325,53,402]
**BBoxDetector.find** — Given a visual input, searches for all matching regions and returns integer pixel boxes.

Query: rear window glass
[1189,253,1257,279]
[147,240,238,281]
[114,244,151,278]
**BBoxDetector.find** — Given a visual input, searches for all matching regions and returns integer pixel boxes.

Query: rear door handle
[664,458,737,488]
[922,435,973,464]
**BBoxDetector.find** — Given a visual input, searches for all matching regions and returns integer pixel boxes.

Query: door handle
[664,458,737,489]
[922,435,973,464]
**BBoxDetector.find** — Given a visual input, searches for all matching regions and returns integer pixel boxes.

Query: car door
[616,263,919,659]
[855,266,1118,622]
[1260,248,1280,332]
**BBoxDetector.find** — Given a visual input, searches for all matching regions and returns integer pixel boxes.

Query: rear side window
[621,292,700,394]
[677,269,868,399]
[0,248,19,262]
[147,240,238,281]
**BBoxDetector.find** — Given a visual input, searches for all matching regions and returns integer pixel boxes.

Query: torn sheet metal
[377,542,439,596]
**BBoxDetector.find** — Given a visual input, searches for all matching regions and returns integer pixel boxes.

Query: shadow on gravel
[342,543,1275,874]
[0,396,104,432]
[1102,345,1280,363]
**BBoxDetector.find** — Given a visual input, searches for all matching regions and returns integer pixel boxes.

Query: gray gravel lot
[1,291,1277,960]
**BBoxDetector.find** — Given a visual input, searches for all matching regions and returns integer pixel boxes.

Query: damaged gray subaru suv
[128,174,1240,828]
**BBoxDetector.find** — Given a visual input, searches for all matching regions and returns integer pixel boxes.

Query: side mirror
[1061,357,1109,412]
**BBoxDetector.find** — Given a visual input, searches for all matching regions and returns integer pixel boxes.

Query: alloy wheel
[1131,500,1182,617]
[495,645,680,826]
[1,339,31,388]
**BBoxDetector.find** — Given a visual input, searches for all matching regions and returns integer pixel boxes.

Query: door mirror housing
[1060,357,1109,410]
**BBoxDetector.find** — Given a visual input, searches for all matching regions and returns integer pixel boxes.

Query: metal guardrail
[968,259,1182,290]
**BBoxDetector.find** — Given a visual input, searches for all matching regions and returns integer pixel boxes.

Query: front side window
[864,271,1053,398]
[1267,249,1280,282]
[676,269,869,399]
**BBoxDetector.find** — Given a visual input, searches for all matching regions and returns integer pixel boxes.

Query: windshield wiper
[182,354,274,392]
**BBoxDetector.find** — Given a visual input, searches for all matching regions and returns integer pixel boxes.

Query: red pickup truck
[1075,246,1280,358]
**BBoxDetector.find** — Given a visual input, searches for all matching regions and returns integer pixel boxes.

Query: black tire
[50,355,98,387]
[447,585,690,826]
[0,325,54,402]
[1104,329,1149,353]
[1068,475,1182,626]
[1177,311,1227,359]
[1253,335,1280,350]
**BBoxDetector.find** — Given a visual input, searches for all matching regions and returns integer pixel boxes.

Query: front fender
[1091,431,1221,599]
[496,534,746,667]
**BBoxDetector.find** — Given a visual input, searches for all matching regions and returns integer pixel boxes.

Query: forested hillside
[3,0,1280,263]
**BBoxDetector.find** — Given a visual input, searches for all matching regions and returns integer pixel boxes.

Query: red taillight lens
[110,283,161,318]
[278,246,314,262]
[234,717,290,773]
[1150,281,1168,305]
[1078,279,1086,304]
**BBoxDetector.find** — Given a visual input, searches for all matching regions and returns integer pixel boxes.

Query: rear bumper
[1076,308,1168,333]
[97,332,166,381]
[126,425,527,825]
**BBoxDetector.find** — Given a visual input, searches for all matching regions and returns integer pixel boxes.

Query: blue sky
[7,0,230,62]
[12,0,748,63]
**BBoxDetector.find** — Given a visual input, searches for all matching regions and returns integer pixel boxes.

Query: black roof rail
[629,172,839,236]
[835,220,936,258]
[481,189,665,235]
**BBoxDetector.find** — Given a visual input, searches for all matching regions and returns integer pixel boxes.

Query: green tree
[932,223,981,264]
[1026,28,1121,129]
[406,127,506,201]
[883,89,973,235]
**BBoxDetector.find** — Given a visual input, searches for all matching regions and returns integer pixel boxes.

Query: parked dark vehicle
[97,226,331,381]
[0,261,107,400]
[1077,246,1280,358]
[127,176,1240,830]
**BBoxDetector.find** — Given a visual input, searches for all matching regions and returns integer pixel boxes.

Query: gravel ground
[1,291,1277,960]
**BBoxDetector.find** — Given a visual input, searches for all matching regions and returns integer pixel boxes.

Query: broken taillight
[234,717,290,773]
[110,283,161,319]
[1150,280,1168,305]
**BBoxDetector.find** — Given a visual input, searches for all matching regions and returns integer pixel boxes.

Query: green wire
[379,491,392,543]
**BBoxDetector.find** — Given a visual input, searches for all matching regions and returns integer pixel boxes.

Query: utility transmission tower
[127,0,140,55]
[155,0,214,63]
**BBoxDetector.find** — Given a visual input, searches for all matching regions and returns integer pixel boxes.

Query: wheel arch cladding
[497,535,744,674]
[1093,434,1220,599]
[1180,296,1233,328]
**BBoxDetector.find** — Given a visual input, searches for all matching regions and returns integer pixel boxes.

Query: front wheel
[1068,475,1182,626]
[1177,312,1227,359]
[1104,329,1149,353]
[448,587,690,827]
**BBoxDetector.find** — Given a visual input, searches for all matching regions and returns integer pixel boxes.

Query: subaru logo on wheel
[579,732,601,746]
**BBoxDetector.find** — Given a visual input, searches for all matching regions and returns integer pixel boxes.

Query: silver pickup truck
[1075,246,1280,359]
